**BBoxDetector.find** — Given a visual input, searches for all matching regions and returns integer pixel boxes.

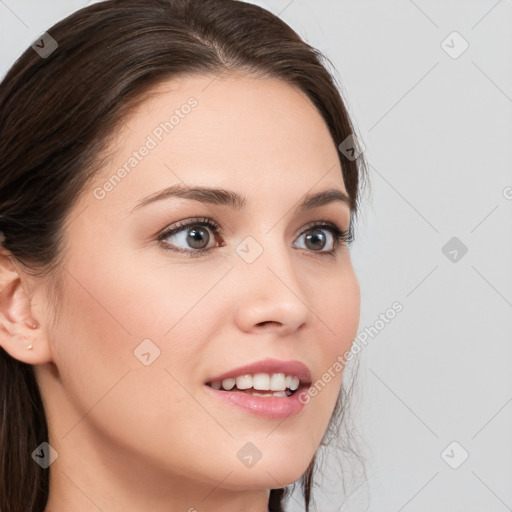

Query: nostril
[257,321,280,328]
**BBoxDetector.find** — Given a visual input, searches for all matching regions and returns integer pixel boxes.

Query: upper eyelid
[158,217,347,235]
[157,218,349,247]
[158,217,222,237]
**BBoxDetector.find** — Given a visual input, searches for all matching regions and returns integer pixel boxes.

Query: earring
[24,321,38,350]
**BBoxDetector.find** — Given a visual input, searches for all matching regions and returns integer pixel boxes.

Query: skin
[0,73,360,512]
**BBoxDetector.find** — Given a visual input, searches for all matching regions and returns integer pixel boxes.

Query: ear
[0,249,53,364]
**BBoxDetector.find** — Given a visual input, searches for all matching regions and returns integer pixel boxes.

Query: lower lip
[204,385,309,419]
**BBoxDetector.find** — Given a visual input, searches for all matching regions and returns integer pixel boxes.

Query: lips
[204,357,312,386]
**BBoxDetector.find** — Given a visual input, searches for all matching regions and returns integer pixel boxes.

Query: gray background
[1,1,511,511]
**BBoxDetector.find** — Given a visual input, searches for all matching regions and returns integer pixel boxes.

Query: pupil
[187,227,209,249]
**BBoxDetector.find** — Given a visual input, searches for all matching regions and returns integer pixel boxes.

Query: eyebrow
[130,183,351,214]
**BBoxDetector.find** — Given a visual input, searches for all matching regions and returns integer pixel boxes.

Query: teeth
[212,373,301,393]
[253,373,270,390]
[289,376,300,391]
[270,373,286,391]
[241,390,290,397]
[235,374,252,390]
[221,377,236,390]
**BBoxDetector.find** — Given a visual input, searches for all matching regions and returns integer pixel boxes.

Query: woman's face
[35,74,360,497]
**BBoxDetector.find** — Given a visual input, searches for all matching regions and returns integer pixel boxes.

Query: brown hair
[0,1,367,510]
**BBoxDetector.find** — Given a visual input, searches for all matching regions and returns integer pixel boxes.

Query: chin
[217,452,314,491]
[221,469,307,491]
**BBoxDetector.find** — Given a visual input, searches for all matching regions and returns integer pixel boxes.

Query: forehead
[85,73,347,215]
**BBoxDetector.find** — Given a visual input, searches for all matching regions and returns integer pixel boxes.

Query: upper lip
[205,358,312,385]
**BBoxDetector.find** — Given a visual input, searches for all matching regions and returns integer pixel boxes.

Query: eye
[157,217,224,257]
[293,221,351,255]
[157,217,351,258]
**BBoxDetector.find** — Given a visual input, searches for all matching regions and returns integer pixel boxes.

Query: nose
[233,236,311,336]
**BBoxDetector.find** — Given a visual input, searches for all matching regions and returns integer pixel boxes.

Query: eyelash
[157,217,352,259]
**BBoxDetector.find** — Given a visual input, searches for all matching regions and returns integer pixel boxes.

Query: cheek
[74,241,229,344]
[318,265,361,358]
[302,267,360,428]
[49,247,226,423]
[47,272,232,480]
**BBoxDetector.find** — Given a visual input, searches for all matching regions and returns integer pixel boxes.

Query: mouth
[204,358,312,395]
[206,372,307,397]
[203,358,313,419]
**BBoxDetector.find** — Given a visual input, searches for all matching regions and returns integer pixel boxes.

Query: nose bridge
[233,230,310,331]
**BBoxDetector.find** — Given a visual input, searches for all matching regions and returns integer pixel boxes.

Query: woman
[0,0,367,510]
